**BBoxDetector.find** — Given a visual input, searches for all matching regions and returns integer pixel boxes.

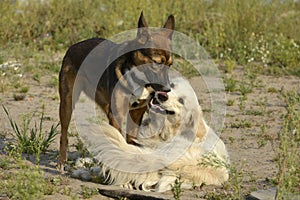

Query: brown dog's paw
[57,161,68,174]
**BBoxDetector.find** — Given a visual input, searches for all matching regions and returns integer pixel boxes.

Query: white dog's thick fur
[79,76,229,192]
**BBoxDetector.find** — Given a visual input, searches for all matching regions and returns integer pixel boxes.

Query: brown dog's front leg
[108,111,122,133]
[127,105,147,144]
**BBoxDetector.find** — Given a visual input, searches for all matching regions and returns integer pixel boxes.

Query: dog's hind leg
[58,64,81,171]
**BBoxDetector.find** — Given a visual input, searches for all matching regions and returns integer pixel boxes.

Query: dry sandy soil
[0,62,299,199]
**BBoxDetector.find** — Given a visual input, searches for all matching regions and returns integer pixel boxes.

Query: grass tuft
[276,90,300,199]
[3,105,59,162]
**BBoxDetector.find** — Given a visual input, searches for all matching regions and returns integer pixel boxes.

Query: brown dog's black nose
[147,83,171,93]
[157,91,168,102]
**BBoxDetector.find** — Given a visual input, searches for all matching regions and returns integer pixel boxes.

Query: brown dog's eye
[178,97,184,105]
[153,59,160,64]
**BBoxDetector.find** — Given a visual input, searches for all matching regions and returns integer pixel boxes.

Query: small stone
[90,166,101,175]
[72,169,92,181]
[75,157,94,168]
[68,151,79,161]
[248,188,276,200]
[13,93,25,101]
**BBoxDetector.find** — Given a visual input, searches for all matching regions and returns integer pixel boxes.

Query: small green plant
[3,105,59,162]
[200,154,246,200]
[33,73,41,83]
[228,136,235,144]
[225,77,237,92]
[226,165,245,200]
[49,75,59,87]
[13,81,21,89]
[257,138,267,148]
[0,160,48,199]
[267,87,278,93]
[75,135,92,158]
[199,153,230,169]
[238,95,247,112]
[224,59,236,73]
[227,99,235,106]
[80,185,98,199]
[62,186,72,196]
[256,96,268,114]
[239,81,253,96]
[205,165,245,200]
[171,176,183,200]
[256,124,273,148]
[231,119,252,129]
[245,109,263,116]
[19,85,29,93]
[0,157,12,170]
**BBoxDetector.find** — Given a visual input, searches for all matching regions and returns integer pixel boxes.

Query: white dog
[78,76,229,192]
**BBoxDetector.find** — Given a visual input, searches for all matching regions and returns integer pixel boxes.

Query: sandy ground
[0,63,299,199]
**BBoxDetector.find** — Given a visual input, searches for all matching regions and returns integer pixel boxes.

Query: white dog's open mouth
[149,95,175,115]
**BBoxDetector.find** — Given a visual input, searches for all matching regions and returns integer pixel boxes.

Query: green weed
[0,160,49,200]
[3,105,59,162]
[80,185,98,199]
[228,136,235,144]
[33,73,41,83]
[225,77,238,92]
[231,119,252,129]
[256,125,273,149]
[256,96,268,114]
[238,95,247,112]
[245,109,263,116]
[171,176,184,200]
[239,82,253,96]
[49,75,59,87]
[202,155,244,200]
[267,87,278,93]
[75,135,92,158]
[224,59,236,73]
[0,157,12,170]
[276,90,300,199]
[18,85,29,93]
[227,99,235,106]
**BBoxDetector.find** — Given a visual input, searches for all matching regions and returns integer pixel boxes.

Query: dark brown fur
[58,12,175,170]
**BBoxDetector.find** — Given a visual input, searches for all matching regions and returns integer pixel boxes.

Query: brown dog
[58,12,175,170]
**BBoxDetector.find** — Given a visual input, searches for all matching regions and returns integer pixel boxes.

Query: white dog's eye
[178,97,184,105]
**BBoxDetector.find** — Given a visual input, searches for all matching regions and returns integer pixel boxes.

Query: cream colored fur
[79,76,229,192]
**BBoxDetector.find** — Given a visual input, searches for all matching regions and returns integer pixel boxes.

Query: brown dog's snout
[157,91,168,102]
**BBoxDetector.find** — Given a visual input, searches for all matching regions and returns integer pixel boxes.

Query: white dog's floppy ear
[194,106,208,140]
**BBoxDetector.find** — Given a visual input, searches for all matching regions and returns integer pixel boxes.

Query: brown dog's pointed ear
[138,11,148,28]
[161,15,175,39]
[163,15,175,30]
[137,11,150,44]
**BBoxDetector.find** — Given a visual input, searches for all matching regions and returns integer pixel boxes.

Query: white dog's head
[136,76,208,147]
